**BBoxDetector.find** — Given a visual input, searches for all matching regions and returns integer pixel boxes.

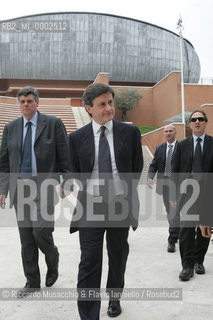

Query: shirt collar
[192,133,205,143]
[92,119,113,134]
[167,140,176,147]
[23,111,38,127]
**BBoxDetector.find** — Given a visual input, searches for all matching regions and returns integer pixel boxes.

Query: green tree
[114,89,143,122]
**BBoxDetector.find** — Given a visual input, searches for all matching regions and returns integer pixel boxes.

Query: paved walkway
[1,186,213,320]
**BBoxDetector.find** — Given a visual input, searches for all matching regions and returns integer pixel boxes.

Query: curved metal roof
[0,12,200,83]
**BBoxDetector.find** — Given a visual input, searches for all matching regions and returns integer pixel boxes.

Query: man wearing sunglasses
[173,110,213,281]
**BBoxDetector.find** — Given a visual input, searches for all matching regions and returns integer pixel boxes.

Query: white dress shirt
[192,133,205,152]
[22,111,38,175]
[87,120,123,196]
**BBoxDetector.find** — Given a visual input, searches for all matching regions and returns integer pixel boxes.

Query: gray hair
[17,86,39,102]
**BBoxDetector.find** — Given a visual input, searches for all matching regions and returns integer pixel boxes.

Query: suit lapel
[187,136,194,169]
[171,140,178,163]
[203,134,210,168]
[81,122,95,170]
[161,143,167,167]
[203,134,209,155]
[113,120,125,169]
[35,112,46,144]
[16,117,23,152]
[173,140,178,153]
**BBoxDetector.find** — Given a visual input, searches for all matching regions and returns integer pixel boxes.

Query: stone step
[0,100,79,141]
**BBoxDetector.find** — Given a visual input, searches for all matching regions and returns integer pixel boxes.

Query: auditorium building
[0,12,213,152]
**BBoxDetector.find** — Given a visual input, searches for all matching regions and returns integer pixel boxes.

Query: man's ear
[85,105,90,111]
[85,105,92,116]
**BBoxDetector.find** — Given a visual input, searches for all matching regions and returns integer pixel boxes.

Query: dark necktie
[20,121,32,176]
[98,126,112,173]
[193,137,203,180]
[98,126,112,203]
[165,144,173,177]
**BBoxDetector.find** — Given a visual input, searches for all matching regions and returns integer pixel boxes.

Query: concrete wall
[184,84,213,109]
[124,72,182,127]
[119,72,213,129]
[152,72,181,126]
[198,104,213,136]
[113,86,154,125]
[113,72,181,126]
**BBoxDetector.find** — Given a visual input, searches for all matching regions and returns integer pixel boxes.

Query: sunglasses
[190,117,205,122]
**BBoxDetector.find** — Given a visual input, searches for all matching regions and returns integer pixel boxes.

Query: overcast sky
[0,0,212,79]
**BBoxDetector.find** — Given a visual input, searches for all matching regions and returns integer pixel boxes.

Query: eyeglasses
[20,99,36,104]
[190,117,205,122]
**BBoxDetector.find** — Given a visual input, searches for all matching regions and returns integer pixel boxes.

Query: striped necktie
[165,144,173,177]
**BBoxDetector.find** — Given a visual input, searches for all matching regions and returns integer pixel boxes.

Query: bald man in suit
[147,124,180,253]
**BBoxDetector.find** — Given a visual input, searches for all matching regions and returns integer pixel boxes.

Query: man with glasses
[173,110,213,281]
[0,86,70,296]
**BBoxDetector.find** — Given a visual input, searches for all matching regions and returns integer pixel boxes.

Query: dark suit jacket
[148,141,178,194]
[68,119,143,233]
[0,111,71,207]
[173,134,213,225]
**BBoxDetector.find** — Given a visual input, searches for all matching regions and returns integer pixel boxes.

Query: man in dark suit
[173,110,213,281]
[68,83,143,319]
[147,124,180,252]
[0,86,70,296]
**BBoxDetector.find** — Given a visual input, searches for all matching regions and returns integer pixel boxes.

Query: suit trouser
[14,179,59,287]
[179,226,210,268]
[179,184,210,268]
[77,226,129,320]
[162,184,180,244]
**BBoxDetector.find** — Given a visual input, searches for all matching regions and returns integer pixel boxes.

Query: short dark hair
[17,86,39,102]
[189,110,208,122]
[82,83,115,107]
